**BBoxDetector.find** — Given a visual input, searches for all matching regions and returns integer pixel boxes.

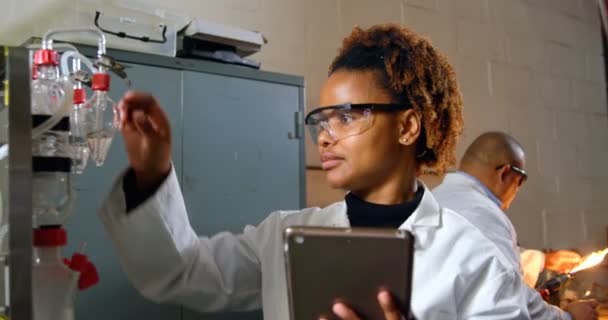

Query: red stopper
[73,88,86,104]
[33,49,58,66]
[91,73,110,91]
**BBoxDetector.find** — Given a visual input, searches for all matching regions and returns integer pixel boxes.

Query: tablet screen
[284,227,413,320]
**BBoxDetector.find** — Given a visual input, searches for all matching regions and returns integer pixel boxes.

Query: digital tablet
[284,226,414,320]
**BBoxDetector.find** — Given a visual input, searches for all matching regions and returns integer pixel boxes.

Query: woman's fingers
[333,302,361,320]
[378,290,403,320]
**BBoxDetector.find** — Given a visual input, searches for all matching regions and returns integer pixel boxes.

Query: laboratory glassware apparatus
[2,26,126,320]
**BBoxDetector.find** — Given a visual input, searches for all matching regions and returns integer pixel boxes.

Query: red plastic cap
[91,73,110,91]
[64,253,100,290]
[33,49,58,66]
[73,88,86,104]
[33,227,67,247]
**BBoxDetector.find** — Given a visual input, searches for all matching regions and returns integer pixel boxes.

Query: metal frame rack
[3,46,33,320]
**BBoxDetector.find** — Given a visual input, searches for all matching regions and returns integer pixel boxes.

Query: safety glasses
[496,164,528,186]
[304,103,412,144]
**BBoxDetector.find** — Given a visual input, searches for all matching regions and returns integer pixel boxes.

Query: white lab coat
[432,172,571,320]
[100,167,534,319]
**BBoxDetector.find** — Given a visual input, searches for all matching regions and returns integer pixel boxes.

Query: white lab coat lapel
[399,182,442,249]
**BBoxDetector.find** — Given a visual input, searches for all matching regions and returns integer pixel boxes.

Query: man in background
[433,131,598,320]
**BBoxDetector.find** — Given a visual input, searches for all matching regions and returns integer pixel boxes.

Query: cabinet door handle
[288,111,303,140]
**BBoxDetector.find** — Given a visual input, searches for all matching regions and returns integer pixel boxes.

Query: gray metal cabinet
[66,63,184,320]
[181,71,303,234]
[180,72,303,320]
[66,48,305,320]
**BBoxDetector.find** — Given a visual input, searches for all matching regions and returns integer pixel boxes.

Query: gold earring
[401,138,408,143]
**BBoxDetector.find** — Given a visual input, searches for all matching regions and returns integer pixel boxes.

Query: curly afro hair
[329,23,464,174]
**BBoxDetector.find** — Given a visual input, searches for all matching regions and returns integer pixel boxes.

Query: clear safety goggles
[304,103,412,144]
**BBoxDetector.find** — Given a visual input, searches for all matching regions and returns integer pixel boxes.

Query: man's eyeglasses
[496,164,528,186]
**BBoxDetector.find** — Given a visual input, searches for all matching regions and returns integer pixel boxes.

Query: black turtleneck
[345,186,424,228]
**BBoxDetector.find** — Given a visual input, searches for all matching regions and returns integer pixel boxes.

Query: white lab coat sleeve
[98,167,265,313]
[459,265,572,320]
[459,265,531,320]
[524,285,572,320]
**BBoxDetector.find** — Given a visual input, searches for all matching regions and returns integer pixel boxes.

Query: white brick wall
[575,80,608,113]
[3,0,606,252]
[540,76,575,110]
[453,57,492,108]
[455,0,490,23]
[547,42,587,79]
[403,5,457,57]
[587,53,607,84]
[404,0,439,11]
[457,19,507,60]
[491,62,537,104]
[542,208,589,250]
[338,0,402,32]
[505,31,549,72]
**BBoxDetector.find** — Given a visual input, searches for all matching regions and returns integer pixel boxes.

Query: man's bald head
[458,132,526,210]
[460,132,525,170]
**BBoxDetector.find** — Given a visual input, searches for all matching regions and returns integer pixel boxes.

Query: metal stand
[5,46,33,320]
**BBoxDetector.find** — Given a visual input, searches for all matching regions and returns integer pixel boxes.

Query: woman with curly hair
[100,24,532,319]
